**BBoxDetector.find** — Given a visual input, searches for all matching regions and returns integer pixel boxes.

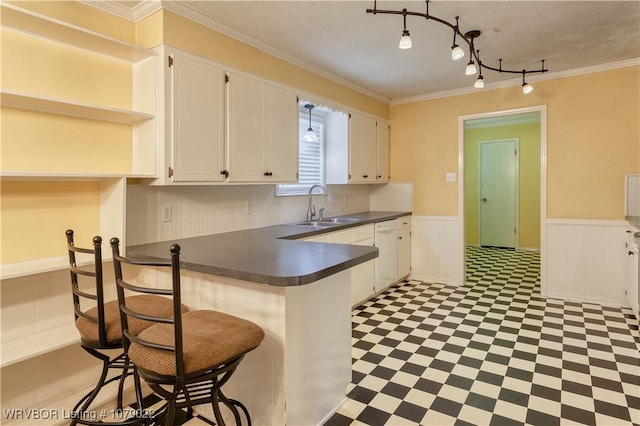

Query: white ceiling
[87,1,640,102]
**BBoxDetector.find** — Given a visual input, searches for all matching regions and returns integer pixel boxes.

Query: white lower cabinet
[397,217,412,279]
[300,217,411,307]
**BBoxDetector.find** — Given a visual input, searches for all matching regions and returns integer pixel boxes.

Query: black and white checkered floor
[165,247,639,425]
[325,247,640,426]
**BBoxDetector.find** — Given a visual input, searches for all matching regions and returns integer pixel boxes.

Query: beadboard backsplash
[126,184,372,245]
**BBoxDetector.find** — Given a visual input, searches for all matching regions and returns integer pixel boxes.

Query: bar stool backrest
[110,239,187,380]
[66,229,113,349]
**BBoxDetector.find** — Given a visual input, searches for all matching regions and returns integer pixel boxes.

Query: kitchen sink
[318,217,360,224]
[290,220,342,227]
[289,217,360,227]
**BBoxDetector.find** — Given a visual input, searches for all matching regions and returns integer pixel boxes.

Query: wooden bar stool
[65,230,185,425]
[110,238,265,426]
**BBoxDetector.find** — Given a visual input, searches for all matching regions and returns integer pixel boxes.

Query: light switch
[446,172,456,183]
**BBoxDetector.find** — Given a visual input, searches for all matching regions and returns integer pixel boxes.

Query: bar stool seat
[129,310,264,377]
[76,295,177,347]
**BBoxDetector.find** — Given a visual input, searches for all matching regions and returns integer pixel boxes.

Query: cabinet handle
[221,170,229,178]
[377,175,382,179]
[630,251,636,256]
[363,175,368,178]
[264,172,270,176]
[398,236,402,239]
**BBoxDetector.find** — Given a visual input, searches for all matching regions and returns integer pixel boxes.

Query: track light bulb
[399,30,412,49]
[465,60,477,76]
[451,44,465,60]
[474,75,484,88]
[522,82,533,94]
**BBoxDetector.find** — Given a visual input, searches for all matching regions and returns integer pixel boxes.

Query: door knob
[482,197,487,203]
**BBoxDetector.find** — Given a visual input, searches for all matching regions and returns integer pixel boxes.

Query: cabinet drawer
[397,216,411,230]
[353,224,374,241]
[326,229,354,244]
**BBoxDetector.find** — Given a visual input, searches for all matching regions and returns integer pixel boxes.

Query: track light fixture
[399,9,412,49]
[367,0,548,94]
[303,104,319,143]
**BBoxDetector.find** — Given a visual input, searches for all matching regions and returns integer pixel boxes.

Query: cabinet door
[265,84,298,182]
[376,120,390,183]
[397,225,411,279]
[170,51,225,182]
[227,72,267,182]
[349,112,377,183]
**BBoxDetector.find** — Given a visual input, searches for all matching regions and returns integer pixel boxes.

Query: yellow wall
[464,121,541,248]
[391,66,640,220]
[0,181,101,263]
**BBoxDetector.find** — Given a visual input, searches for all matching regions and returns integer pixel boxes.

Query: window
[276,103,325,196]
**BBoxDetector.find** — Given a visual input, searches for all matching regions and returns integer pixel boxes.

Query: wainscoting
[410,216,463,286]
[410,215,630,308]
[546,219,629,306]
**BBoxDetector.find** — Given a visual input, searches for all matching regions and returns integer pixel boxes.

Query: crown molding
[391,58,640,105]
[160,1,390,105]
[81,0,162,21]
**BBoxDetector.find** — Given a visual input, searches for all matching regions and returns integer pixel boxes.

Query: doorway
[479,138,519,248]
[458,106,547,295]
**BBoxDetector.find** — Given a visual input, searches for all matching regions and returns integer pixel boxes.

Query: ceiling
[88,1,640,102]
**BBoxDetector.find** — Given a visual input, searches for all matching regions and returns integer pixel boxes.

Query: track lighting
[303,104,319,142]
[521,72,533,94]
[367,0,548,93]
[399,9,412,49]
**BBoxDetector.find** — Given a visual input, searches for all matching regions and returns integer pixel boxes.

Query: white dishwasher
[374,219,398,293]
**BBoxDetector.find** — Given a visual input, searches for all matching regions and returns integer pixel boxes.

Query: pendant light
[450,17,465,60]
[521,71,533,94]
[303,104,319,143]
[398,9,412,49]
[474,51,484,88]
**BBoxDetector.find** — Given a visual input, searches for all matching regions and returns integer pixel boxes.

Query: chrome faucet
[306,184,327,221]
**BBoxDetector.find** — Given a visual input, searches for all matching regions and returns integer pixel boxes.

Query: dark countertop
[627,216,640,230]
[127,211,411,287]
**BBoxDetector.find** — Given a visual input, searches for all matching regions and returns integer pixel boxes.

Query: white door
[227,72,266,182]
[170,51,225,182]
[349,112,376,183]
[264,83,298,182]
[397,217,411,279]
[479,139,518,248]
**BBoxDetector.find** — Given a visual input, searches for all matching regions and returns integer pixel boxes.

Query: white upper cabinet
[167,49,226,183]
[227,72,298,182]
[326,112,388,185]
[376,120,390,182]
[349,112,377,183]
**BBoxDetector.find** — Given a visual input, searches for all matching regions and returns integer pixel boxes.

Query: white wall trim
[546,218,630,227]
[0,256,69,280]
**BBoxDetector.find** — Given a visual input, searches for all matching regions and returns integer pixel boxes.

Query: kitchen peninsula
[125,211,410,425]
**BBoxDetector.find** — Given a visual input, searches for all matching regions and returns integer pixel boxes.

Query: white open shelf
[1,3,156,63]
[1,324,80,368]
[1,90,154,124]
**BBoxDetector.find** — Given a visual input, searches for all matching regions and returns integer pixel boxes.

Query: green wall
[464,120,541,249]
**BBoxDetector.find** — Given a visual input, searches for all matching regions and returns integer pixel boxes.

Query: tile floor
[324,247,639,426]
[174,247,640,425]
